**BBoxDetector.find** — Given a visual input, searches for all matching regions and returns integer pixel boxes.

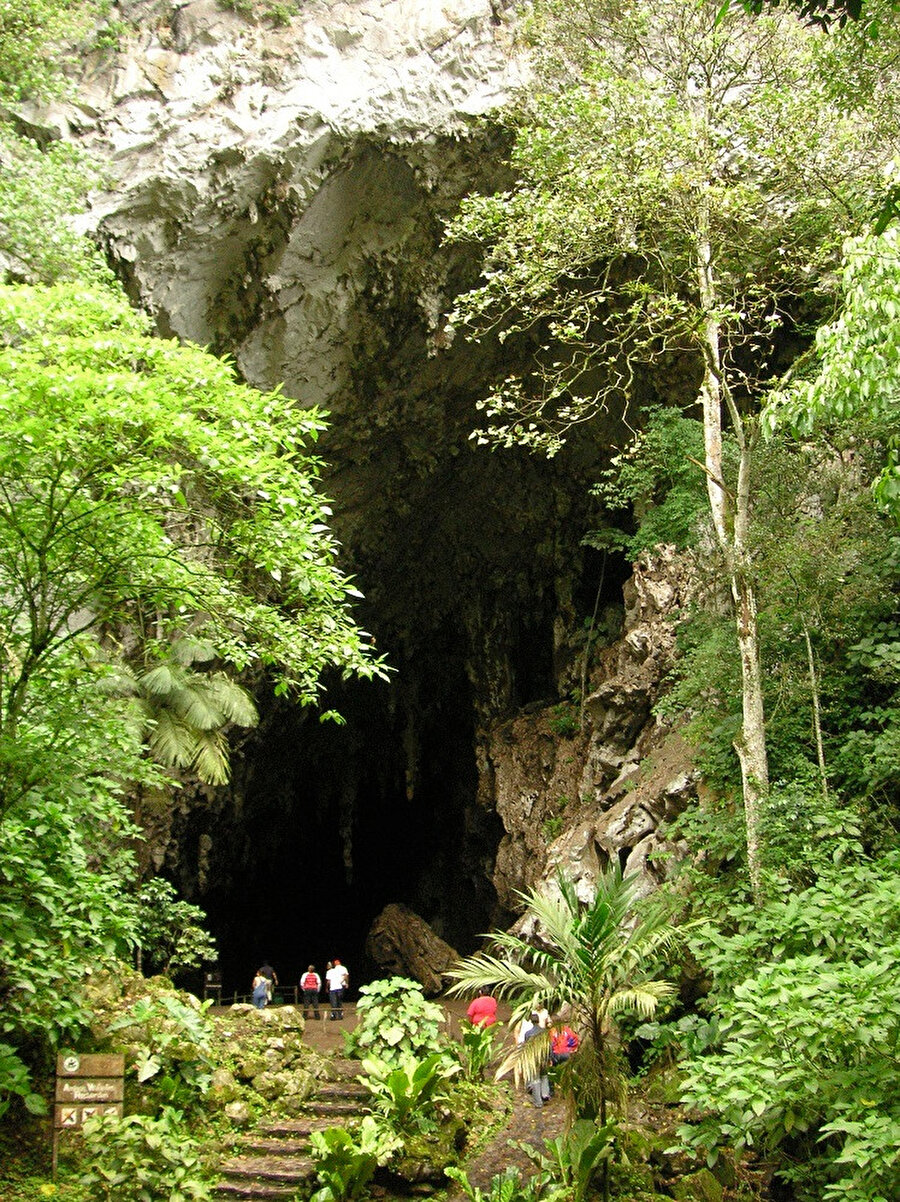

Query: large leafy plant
[456,1019,497,1082]
[444,1164,567,1202]
[518,1119,616,1202]
[0,706,146,1050]
[346,977,446,1066]
[308,1118,400,1202]
[79,1106,211,1202]
[678,952,900,1202]
[359,1051,459,1133]
[0,281,384,752]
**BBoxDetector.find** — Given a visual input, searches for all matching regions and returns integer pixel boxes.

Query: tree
[0,281,385,819]
[134,878,217,977]
[446,867,681,1202]
[445,0,891,898]
[764,225,900,518]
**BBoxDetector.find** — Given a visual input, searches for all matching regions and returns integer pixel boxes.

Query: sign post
[53,1053,125,1176]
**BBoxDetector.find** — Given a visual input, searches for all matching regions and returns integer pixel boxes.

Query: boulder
[365,903,459,995]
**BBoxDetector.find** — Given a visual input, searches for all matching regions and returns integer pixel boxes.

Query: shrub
[360,1052,460,1132]
[0,1043,46,1120]
[79,1107,211,1201]
[106,994,214,1113]
[309,1118,399,1202]
[456,1020,497,1082]
[345,977,446,1066]
[445,1164,567,1201]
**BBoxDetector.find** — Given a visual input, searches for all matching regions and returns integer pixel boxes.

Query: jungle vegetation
[1,0,900,1200]
[444,0,900,1198]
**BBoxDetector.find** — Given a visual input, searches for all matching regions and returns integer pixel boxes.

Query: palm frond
[444,953,552,1001]
[139,663,180,699]
[147,711,195,769]
[494,1028,552,1089]
[605,982,675,1023]
[190,729,231,786]
[205,673,258,726]
[171,636,217,666]
[178,685,227,731]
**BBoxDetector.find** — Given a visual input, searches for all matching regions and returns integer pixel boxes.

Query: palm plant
[446,866,682,1202]
[102,635,258,785]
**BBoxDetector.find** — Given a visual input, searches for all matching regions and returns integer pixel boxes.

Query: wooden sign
[52,1053,125,1174]
[56,1053,125,1079]
[55,1102,123,1129]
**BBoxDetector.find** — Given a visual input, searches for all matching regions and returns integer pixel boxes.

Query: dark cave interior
[191,619,537,1000]
[170,431,632,1000]
[188,547,630,1001]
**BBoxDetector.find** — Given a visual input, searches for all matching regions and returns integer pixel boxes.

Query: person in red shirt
[549,1019,579,1064]
[466,988,498,1028]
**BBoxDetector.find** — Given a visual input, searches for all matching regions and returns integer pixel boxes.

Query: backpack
[302,972,318,990]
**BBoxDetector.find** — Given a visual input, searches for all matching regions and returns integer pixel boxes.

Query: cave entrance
[192,646,505,1000]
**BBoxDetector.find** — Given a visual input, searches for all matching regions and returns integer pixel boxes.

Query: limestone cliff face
[33,0,694,966]
[482,547,698,923]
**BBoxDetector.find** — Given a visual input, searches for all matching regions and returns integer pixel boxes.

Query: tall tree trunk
[696,191,768,902]
[803,622,829,799]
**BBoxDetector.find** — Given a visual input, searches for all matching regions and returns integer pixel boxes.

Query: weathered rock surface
[365,902,460,994]
[483,546,699,918]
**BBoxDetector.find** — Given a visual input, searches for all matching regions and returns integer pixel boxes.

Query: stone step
[212,1182,298,1201]
[316,1082,367,1100]
[238,1136,313,1156]
[261,1115,356,1137]
[215,1153,316,1184]
[305,1099,368,1118]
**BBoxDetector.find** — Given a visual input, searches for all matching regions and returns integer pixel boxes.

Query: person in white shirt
[515,1002,549,1044]
[325,958,350,1020]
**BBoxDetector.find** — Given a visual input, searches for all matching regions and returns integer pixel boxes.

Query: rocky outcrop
[365,903,460,995]
[483,546,699,917]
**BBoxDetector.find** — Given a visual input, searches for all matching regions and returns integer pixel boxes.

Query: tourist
[549,1017,579,1065]
[259,961,278,1004]
[325,958,350,1020]
[300,964,322,1019]
[252,969,269,1009]
[466,987,498,1028]
[515,1000,549,1044]
[521,1011,551,1108]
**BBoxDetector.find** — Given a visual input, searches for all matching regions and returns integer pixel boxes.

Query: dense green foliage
[0,0,385,1157]
[80,1106,211,1201]
[135,879,218,977]
[3,0,900,1198]
[448,867,682,1201]
[346,977,447,1066]
[359,1051,460,1132]
[443,0,900,1195]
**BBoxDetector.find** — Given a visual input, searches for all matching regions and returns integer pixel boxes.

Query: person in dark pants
[325,958,349,1019]
[301,964,322,1019]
